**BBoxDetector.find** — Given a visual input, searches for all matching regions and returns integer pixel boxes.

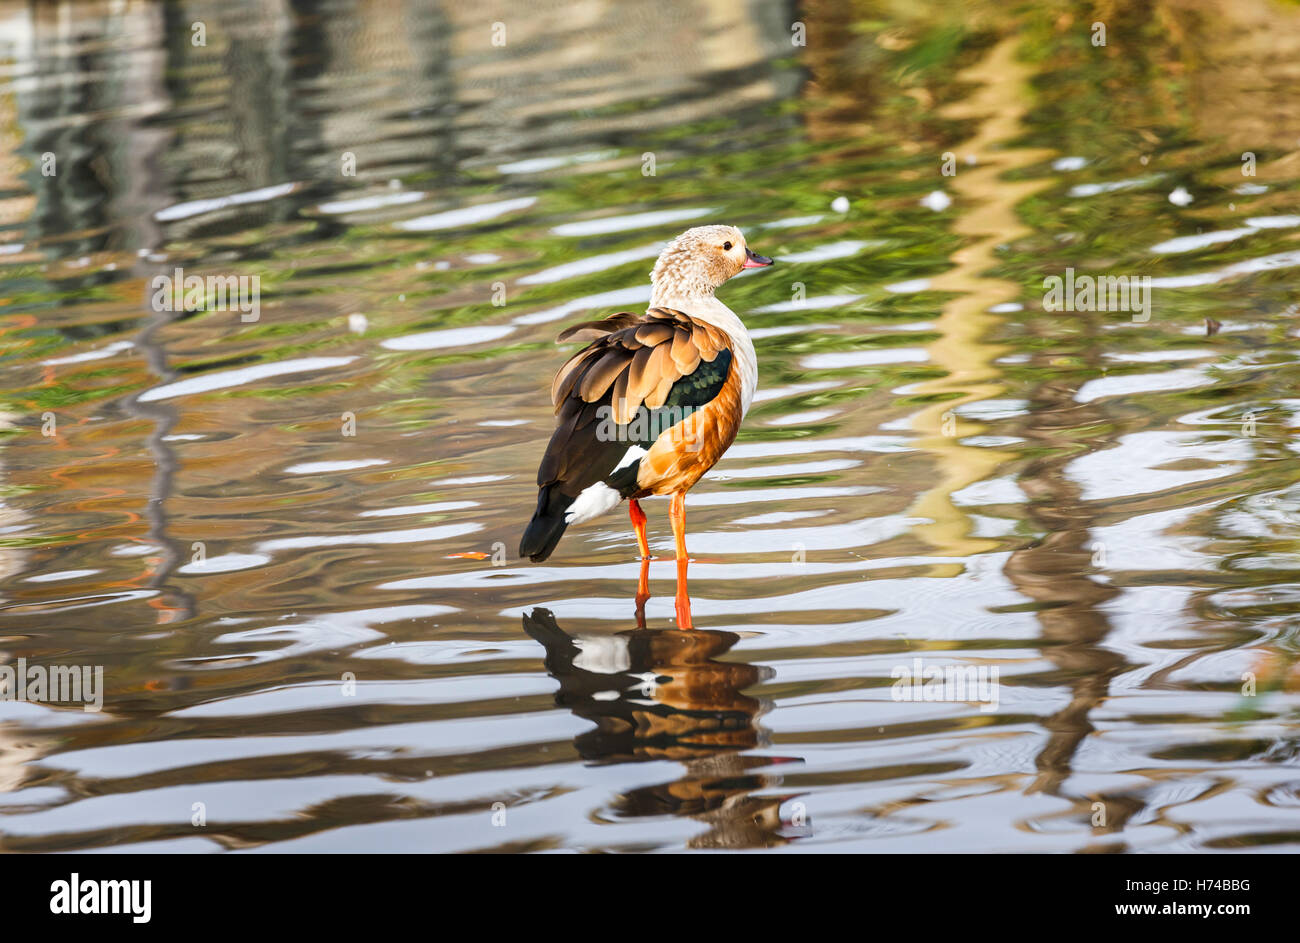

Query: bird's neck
[650,276,714,310]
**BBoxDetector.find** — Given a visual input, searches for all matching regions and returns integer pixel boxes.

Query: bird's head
[650,225,773,304]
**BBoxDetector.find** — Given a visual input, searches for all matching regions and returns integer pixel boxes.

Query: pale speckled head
[649,225,773,302]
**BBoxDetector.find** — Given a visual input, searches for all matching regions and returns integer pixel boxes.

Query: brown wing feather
[634,321,675,347]
[555,311,641,344]
[624,344,657,411]
[669,327,698,372]
[690,322,726,360]
[641,344,675,409]
[578,349,632,401]
[610,368,632,424]
[551,347,599,405]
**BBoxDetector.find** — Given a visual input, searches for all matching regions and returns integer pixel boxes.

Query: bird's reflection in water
[524,566,809,849]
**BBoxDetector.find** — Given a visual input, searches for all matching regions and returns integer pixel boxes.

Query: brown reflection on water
[524,607,805,849]
[1005,324,1129,830]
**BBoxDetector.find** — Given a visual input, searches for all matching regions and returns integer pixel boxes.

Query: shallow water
[2,0,1300,852]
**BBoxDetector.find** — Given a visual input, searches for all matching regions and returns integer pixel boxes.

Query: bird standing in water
[520,225,774,627]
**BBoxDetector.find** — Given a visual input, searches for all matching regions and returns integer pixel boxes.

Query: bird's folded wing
[551,308,731,424]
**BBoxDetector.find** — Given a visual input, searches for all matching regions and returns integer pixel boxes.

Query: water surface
[2,0,1300,852]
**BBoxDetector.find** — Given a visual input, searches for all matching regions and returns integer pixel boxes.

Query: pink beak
[742,247,774,268]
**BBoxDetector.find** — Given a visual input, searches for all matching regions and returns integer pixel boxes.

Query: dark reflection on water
[525,603,804,849]
[1,0,1300,852]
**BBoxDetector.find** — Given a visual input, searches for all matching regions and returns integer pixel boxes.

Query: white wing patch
[614,445,647,471]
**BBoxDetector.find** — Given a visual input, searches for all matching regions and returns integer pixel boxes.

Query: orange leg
[669,492,692,628]
[634,556,650,629]
[631,499,651,628]
[629,498,650,559]
[669,493,689,561]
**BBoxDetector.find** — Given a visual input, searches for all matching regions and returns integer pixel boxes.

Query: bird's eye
[722,241,732,251]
